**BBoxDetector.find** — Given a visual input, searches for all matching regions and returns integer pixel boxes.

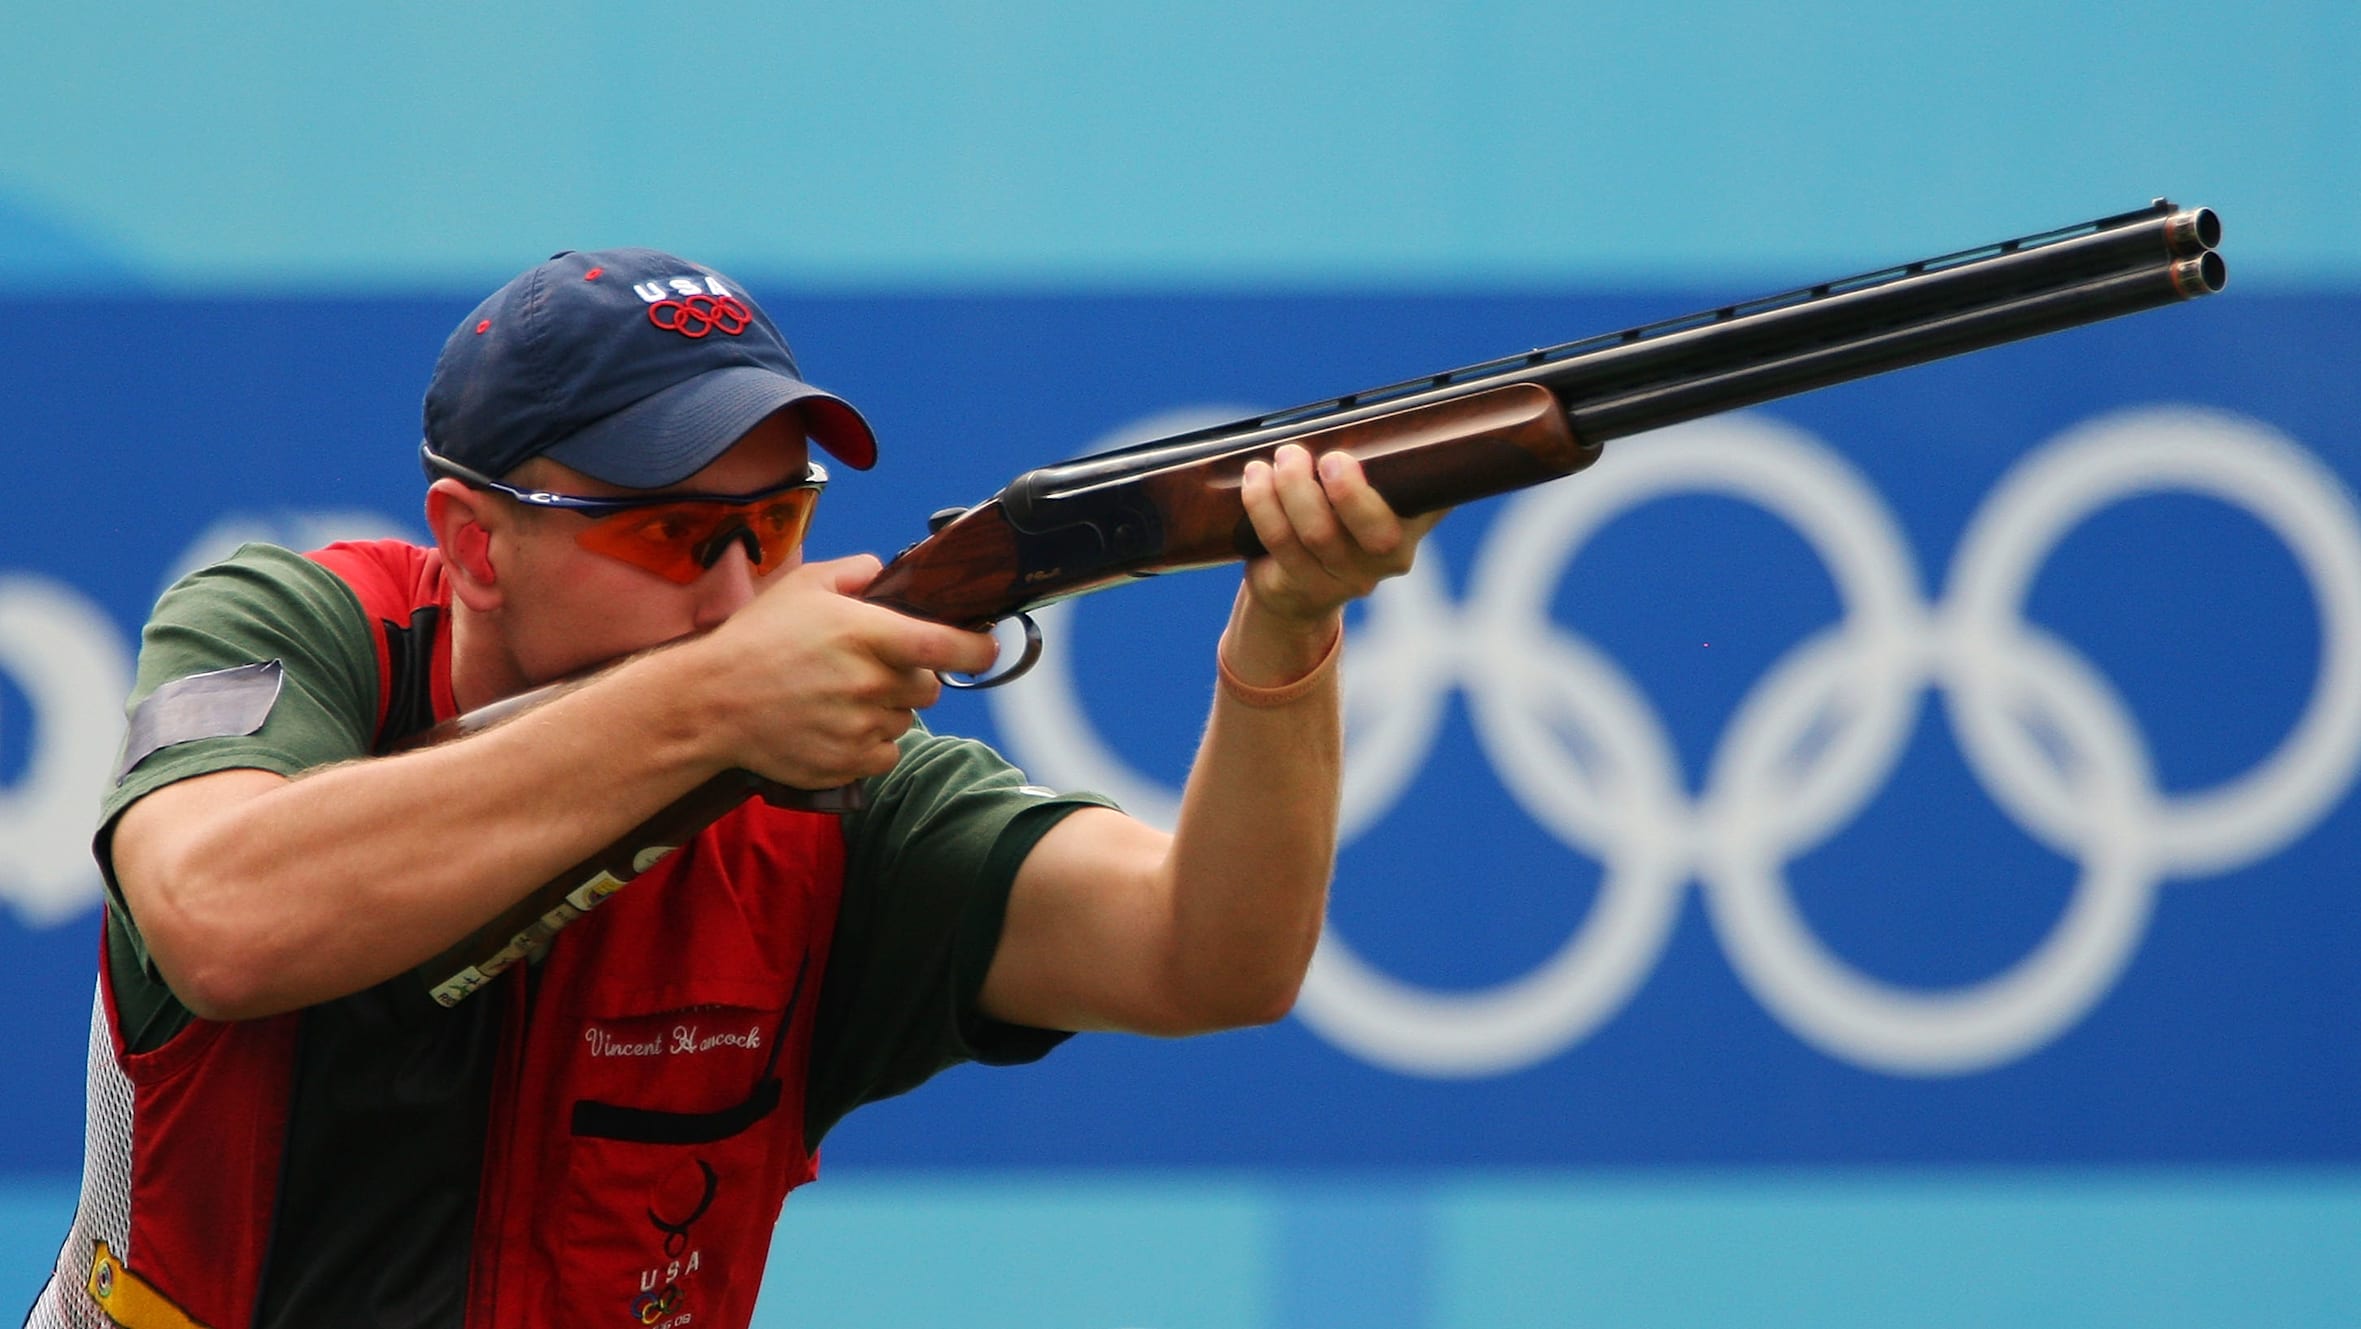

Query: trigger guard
[940,611,1044,691]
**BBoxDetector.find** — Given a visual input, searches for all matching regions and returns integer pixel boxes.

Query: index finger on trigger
[873,613,1001,678]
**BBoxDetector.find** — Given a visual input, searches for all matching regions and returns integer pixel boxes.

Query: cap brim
[542,364,878,488]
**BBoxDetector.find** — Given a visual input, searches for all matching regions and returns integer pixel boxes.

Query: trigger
[939,612,1045,691]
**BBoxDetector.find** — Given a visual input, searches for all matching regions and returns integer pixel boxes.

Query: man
[30,248,1434,1329]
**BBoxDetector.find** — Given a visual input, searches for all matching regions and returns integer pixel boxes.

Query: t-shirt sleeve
[102,544,380,827]
[803,726,1117,1148]
[95,543,380,1047]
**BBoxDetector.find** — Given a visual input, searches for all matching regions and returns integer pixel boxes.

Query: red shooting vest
[469,792,840,1328]
[38,540,842,1329]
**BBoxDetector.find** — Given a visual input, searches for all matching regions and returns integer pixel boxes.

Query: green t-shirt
[99,542,1113,1146]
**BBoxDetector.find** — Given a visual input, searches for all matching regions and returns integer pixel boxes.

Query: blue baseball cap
[421,248,876,488]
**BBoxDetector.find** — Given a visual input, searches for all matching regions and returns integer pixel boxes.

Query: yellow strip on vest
[86,1242,213,1329]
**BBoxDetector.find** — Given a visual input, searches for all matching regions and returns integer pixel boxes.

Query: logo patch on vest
[632,1159,716,1326]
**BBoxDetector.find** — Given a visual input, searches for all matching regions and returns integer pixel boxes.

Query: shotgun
[420,199,2224,1005]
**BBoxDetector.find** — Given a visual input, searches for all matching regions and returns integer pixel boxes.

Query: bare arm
[111,556,997,1021]
[981,444,1438,1035]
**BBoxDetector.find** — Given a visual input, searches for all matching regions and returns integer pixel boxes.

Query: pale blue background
[4,4,2356,1326]
[1,1,2352,292]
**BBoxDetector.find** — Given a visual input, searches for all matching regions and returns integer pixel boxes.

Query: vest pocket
[550,947,813,1329]
[554,1001,802,1329]
[571,1076,783,1144]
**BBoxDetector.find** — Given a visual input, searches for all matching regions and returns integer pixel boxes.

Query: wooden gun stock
[862,382,1592,625]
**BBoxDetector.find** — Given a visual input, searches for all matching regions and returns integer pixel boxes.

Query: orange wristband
[1216,627,1343,709]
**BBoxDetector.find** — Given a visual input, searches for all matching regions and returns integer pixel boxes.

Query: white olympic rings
[0,575,130,926]
[990,405,2361,1078]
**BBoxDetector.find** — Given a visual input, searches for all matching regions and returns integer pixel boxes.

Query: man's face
[486,410,815,685]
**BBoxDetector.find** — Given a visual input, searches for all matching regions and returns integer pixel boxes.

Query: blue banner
[3,289,2354,1180]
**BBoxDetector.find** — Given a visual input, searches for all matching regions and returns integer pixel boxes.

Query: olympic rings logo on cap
[989,406,2361,1080]
[647,293,752,339]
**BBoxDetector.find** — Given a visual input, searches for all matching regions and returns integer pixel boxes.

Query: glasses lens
[574,488,820,583]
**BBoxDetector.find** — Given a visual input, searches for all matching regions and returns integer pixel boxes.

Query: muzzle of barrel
[2170,250,2229,298]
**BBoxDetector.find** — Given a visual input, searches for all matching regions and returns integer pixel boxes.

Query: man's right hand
[680,554,1002,790]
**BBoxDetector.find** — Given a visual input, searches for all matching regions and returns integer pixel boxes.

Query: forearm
[984,444,1426,1036]
[981,592,1345,1036]
[1157,590,1345,1027]
[115,646,733,1018]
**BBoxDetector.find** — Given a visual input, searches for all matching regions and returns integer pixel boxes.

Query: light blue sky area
[0,1,2349,291]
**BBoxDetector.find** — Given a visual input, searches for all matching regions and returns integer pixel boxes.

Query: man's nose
[690,538,763,630]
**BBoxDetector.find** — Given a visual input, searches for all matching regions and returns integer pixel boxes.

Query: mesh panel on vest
[27,982,140,1328]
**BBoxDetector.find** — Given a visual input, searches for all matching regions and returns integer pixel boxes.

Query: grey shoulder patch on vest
[115,660,286,784]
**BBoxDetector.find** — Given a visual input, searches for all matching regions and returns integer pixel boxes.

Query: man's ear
[425,479,504,612]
